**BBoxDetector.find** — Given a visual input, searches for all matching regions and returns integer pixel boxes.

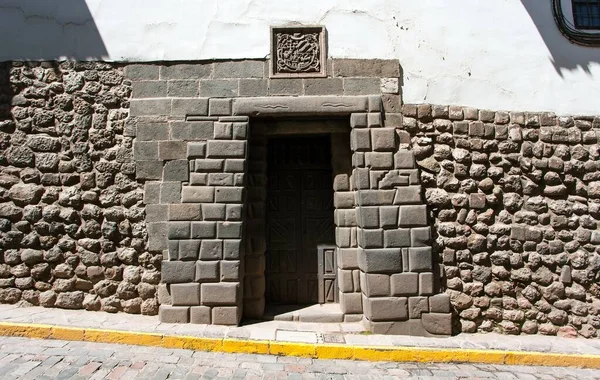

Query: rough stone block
[410,227,431,247]
[201,283,239,305]
[469,193,486,209]
[212,306,241,325]
[182,186,215,203]
[371,128,396,151]
[379,206,399,228]
[163,160,189,182]
[159,141,187,161]
[190,306,211,324]
[191,222,216,239]
[429,294,451,313]
[408,296,429,319]
[421,312,452,335]
[419,272,434,295]
[384,229,411,248]
[340,293,363,314]
[130,99,171,116]
[160,182,181,204]
[195,261,219,282]
[408,247,433,272]
[207,141,246,158]
[168,222,190,239]
[358,248,402,273]
[391,273,418,296]
[215,187,243,203]
[171,283,201,306]
[221,260,241,281]
[202,204,226,220]
[358,228,383,248]
[172,98,209,117]
[363,274,391,297]
[364,296,408,321]
[159,305,189,323]
[398,205,428,227]
[209,98,233,116]
[217,222,243,239]
[200,240,223,260]
[179,240,200,261]
[161,261,196,283]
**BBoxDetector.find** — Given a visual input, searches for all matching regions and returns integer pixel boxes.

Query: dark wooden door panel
[266,136,335,305]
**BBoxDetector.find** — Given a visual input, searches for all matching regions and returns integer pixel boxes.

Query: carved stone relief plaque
[270,26,327,78]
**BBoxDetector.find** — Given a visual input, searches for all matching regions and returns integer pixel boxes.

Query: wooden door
[266,136,335,305]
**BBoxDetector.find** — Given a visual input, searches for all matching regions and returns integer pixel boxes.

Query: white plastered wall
[0,0,599,114]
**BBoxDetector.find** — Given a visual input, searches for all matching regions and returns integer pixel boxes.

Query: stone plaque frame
[270,25,327,78]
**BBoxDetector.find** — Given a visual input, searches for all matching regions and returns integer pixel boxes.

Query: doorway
[265,135,335,305]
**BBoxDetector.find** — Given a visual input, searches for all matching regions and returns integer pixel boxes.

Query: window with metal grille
[572,0,600,29]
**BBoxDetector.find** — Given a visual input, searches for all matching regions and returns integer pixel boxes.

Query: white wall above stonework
[1,0,599,115]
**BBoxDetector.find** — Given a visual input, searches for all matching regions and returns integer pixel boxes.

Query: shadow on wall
[0,0,108,61]
[520,0,599,76]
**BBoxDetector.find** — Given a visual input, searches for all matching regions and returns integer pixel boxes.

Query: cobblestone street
[0,336,597,380]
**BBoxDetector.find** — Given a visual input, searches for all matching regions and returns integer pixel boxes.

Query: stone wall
[402,104,600,337]
[0,61,161,315]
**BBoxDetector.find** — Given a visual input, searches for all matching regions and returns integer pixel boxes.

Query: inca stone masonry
[0,59,599,338]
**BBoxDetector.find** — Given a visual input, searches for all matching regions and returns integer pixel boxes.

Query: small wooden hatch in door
[266,135,335,305]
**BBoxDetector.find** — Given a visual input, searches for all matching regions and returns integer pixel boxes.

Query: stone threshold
[260,304,362,323]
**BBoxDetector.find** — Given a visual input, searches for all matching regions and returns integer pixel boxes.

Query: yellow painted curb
[0,322,599,369]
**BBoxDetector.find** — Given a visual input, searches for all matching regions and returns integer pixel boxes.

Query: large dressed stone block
[144,182,161,204]
[130,99,171,116]
[182,186,215,203]
[356,207,379,228]
[408,247,433,272]
[212,306,241,325]
[351,129,371,151]
[168,204,202,221]
[393,186,422,205]
[160,182,181,204]
[168,240,179,261]
[136,161,163,180]
[339,269,354,293]
[147,222,168,251]
[358,228,383,248]
[163,160,189,182]
[187,142,207,158]
[195,261,219,282]
[190,306,211,324]
[201,283,240,305]
[394,150,416,169]
[215,187,243,203]
[364,296,408,322]
[337,248,358,269]
[421,313,452,335]
[429,294,451,313]
[391,273,418,296]
[356,190,395,206]
[191,222,217,239]
[217,222,243,239]
[202,204,226,220]
[332,59,400,78]
[334,192,355,209]
[194,159,224,172]
[208,173,234,186]
[379,206,399,228]
[213,122,233,139]
[335,209,357,227]
[134,141,158,160]
[178,240,200,261]
[225,204,242,220]
[350,113,368,128]
[168,222,190,239]
[224,159,246,173]
[383,229,410,248]
[365,152,393,169]
[214,60,264,78]
[408,296,429,319]
[398,205,428,226]
[168,80,199,97]
[410,227,431,247]
[207,141,246,158]
[161,261,196,283]
[419,272,434,295]
[159,141,187,161]
[125,64,159,80]
[362,273,391,297]
[223,239,242,260]
[172,98,209,117]
[221,260,241,281]
[340,292,363,314]
[171,283,201,306]
[159,305,189,323]
[161,64,212,80]
[371,128,396,151]
[209,98,233,116]
[358,248,402,273]
[200,240,223,260]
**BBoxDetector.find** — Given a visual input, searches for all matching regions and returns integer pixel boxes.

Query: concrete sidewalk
[1,304,599,368]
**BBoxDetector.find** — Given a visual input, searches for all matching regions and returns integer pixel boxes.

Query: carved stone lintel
[232,96,374,116]
[270,26,327,78]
